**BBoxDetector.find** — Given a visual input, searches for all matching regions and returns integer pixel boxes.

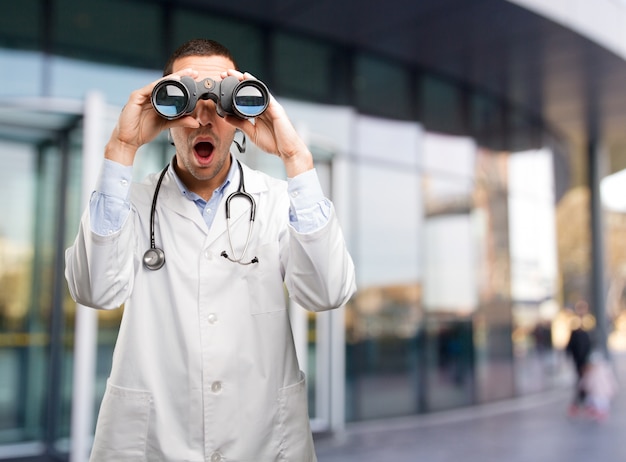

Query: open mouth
[194,141,215,158]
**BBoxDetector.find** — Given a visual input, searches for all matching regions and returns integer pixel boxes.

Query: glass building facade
[0,0,619,460]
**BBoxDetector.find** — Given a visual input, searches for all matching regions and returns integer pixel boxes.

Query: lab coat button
[211,381,222,393]
[211,452,222,462]
[208,313,217,324]
[204,249,212,259]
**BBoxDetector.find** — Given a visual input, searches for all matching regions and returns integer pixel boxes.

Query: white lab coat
[65,161,356,462]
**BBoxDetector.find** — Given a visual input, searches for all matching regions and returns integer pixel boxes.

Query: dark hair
[163,38,238,76]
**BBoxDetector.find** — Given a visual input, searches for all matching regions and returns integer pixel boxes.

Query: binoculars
[151,75,270,120]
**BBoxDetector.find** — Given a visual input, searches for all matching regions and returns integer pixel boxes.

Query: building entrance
[0,99,88,461]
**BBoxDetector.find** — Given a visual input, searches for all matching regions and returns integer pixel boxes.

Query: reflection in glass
[234,85,266,117]
[468,148,516,402]
[507,149,563,393]
[421,134,477,410]
[0,141,54,443]
[346,163,422,421]
[153,83,187,118]
[354,53,412,119]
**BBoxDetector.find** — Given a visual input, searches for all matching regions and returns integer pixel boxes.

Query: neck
[172,156,232,201]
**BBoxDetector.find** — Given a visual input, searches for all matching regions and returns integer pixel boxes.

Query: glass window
[346,160,422,421]
[355,163,421,287]
[473,148,515,403]
[354,115,422,166]
[38,142,71,446]
[422,316,475,411]
[0,0,41,50]
[0,139,64,444]
[421,173,476,411]
[280,98,354,156]
[419,75,463,135]
[354,53,413,120]
[273,33,333,101]
[422,132,475,179]
[0,142,39,443]
[508,149,561,393]
[53,0,162,68]
[0,49,45,98]
[469,92,504,150]
[509,110,541,152]
[422,214,477,313]
[49,55,160,106]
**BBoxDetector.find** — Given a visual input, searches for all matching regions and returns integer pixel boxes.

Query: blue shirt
[89,157,331,236]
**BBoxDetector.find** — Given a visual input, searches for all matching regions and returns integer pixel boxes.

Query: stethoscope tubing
[144,159,258,270]
[222,160,258,264]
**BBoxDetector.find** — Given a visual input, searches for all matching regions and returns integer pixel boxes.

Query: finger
[145,68,198,95]
[222,69,245,80]
[165,68,198,80]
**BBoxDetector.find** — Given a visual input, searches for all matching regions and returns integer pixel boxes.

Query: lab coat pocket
[247,241,286,315]
[90,381,152,462]
[277,371,316,462]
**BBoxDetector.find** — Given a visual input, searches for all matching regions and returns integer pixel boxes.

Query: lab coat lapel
[158,172,209,234]
[205,161,267,247]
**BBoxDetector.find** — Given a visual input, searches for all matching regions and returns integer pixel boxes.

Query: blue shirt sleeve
[89,159,133,236]
[287,169,331,233]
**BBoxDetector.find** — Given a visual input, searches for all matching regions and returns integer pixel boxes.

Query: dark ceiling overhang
[174,0,626,172]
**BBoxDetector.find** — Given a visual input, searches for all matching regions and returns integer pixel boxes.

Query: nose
[194,99,217,127]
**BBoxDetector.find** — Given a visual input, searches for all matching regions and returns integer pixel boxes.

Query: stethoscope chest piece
[143,247,165,271]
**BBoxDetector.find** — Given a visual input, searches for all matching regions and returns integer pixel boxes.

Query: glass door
[288,152,348,434]
[0,106,83,460]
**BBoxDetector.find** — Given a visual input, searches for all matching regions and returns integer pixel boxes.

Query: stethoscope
[143,158,258,270]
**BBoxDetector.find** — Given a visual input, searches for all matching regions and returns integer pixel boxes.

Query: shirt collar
[169,155,237,202]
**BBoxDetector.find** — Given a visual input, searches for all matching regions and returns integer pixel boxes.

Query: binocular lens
[233,83,268,118]
[152,81,189,119]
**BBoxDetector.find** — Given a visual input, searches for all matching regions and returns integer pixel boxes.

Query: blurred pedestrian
[565,301,593,416]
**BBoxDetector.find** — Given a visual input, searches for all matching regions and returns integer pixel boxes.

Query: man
[65,38,356,462]
[565,300,593,415]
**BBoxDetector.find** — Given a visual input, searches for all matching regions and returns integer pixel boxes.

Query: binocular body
[151,75,270,120]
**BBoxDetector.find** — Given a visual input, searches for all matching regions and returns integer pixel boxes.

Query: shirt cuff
[287,169,331,233]
[96,158,133,200]
[89,159,133,236]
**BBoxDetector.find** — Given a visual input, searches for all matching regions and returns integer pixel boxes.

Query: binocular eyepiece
[151,75,270,120]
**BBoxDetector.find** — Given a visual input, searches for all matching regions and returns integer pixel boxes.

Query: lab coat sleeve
[284,203,356,312]
[65,207,136,310]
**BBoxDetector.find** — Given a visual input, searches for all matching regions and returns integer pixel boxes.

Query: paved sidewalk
[316,354,626,462]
